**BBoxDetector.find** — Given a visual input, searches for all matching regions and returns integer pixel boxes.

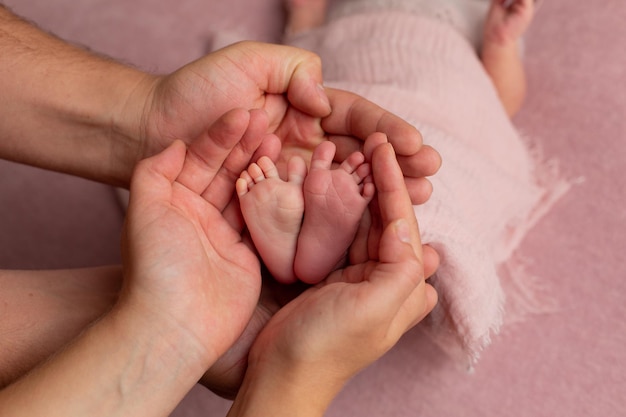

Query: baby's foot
[483,0,535,46]
[285,0,328,35]
[294,141,375,284]
[237,156,307,284]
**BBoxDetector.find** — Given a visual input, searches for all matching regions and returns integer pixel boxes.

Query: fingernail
[317,83,331,111]
[396,219,411,243]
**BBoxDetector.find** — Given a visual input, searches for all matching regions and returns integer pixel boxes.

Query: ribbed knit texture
[328,0,491,49]
[288,11,568,365]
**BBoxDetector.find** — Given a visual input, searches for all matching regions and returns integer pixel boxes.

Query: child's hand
[483,0,535,46]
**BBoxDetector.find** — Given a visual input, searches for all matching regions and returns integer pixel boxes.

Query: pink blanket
[287,12,568,365]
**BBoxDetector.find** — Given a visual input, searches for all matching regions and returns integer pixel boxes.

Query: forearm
[480,40,527,117]
[0,5,155,187]
[0,298,205,417]
[0,266,122,388]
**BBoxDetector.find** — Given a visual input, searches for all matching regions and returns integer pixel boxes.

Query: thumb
[241,42,331,117]
[378,219,425,288]
[367,217,431,334]
[129,140,186,206]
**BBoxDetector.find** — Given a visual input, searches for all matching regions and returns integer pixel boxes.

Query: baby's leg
[294,141,375,284]
[237,156,307,284]
[481,0,535,116]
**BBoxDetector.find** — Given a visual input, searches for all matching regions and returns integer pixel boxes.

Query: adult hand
[227,135,438,416]
[323,88,441,205]
[120,41,440,204]
[120,108,270,372]
[120,41,329,175]
[267,86,442,206]
[0,109,273,417]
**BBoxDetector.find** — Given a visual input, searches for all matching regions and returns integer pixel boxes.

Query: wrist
[0,295,208,416]
[53,61,155,187]
[108,302,208,378]
[109,71,161,186]
[112,293,218,378]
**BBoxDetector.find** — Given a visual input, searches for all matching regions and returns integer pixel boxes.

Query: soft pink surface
[2,1,624,416]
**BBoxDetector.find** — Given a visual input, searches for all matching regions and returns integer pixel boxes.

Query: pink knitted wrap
[288,12,568,365]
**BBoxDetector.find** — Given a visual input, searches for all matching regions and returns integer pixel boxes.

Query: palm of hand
[124,143,262,368]
[249,260,421,381]
[141,42,331,390]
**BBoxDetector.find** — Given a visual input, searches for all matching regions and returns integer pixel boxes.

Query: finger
[230,42,331,117]
[402,246,440,331]
[376,219,421,276]
[362,131,390,160]
[371,141,422,254]
[349,208,372,265]
[328,134,361,161]
[366,141,437,334]
[362,134,396,261]
[363,179,433,260]
[422,244,440,279]
[176,108,252,195]
[371,218,431,333]
[330,136,441,178]
[223,195,246,233]
[330,138,436,204]
[129,140,187,207]
[322,95,441,178]
[366,192,382,261]
[322,87,423,157]
[405,282,439,331]
[251,131,282,164]
[202,109,271,210]
[395,144,442,179]
[405,177,434,205]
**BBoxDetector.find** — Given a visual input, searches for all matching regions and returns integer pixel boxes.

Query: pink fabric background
[1,0,624,415]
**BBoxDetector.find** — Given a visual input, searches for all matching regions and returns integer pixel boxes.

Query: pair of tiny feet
[236,141,374,284]
[237,0,368,285]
